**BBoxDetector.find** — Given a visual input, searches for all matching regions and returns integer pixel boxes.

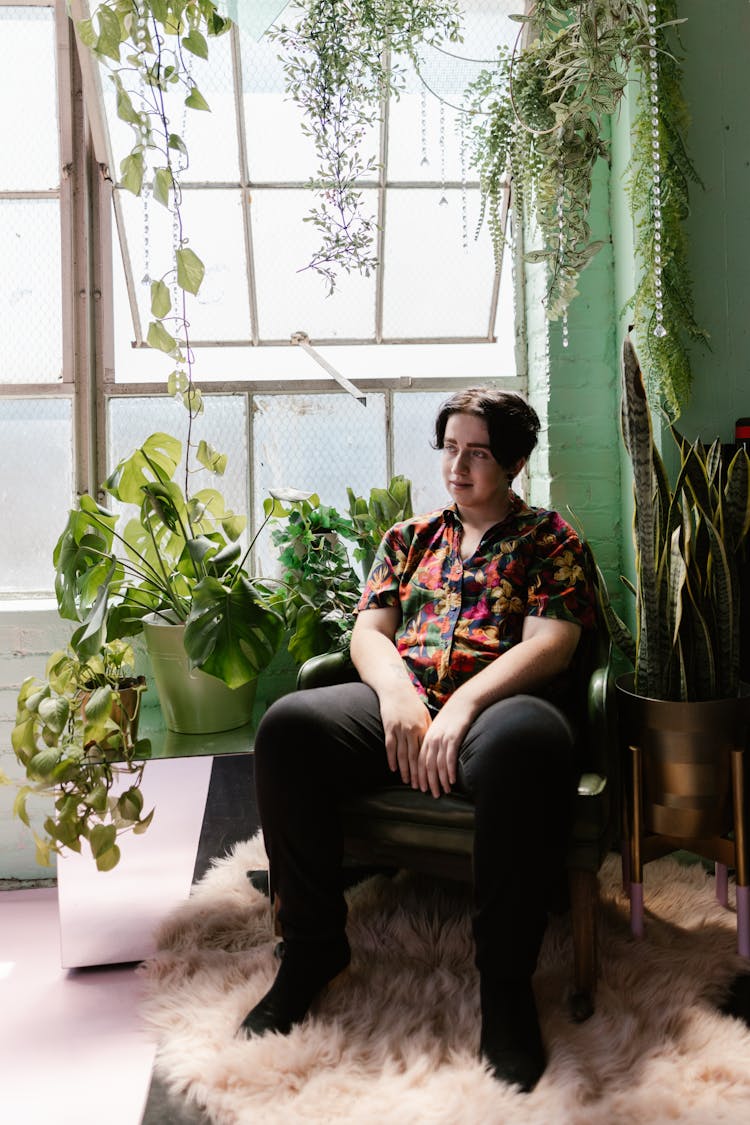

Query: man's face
[440,412,512,519]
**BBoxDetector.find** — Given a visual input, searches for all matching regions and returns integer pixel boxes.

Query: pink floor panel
[0,887,155,1125]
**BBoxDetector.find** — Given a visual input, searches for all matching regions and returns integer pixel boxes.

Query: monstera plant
[54,432,285,689]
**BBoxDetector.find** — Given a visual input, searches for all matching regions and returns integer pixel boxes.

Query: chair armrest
[296,650,360,691]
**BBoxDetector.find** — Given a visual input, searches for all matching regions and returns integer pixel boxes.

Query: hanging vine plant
[271,0,462,294]
[78,0,232,471]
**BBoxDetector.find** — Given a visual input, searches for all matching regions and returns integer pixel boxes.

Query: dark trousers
[253,683,578,980]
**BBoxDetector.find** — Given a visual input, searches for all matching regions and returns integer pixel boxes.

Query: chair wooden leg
[568,867,598,1022]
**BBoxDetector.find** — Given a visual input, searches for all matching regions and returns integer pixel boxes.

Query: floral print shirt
[356,492,596,711]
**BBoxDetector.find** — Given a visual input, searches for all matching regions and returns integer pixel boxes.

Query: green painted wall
[677,0,750,444]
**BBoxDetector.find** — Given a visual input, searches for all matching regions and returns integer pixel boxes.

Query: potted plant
[595,336,750,947]
[270,476,413,664]
[54,432,287,733]
[10,640,149,871]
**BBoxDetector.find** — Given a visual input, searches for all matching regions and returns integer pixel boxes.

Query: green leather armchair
[296,631,617,1022]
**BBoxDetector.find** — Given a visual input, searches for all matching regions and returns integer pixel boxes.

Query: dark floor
[141,754,261,1125]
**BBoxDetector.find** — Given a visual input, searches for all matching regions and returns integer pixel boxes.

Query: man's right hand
[379,690,432,787]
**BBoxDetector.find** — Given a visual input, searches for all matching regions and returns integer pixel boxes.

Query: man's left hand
[416,698,473,797]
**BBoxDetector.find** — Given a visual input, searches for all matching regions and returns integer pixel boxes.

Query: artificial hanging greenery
[271,0,462,294]
[626,0,708,417]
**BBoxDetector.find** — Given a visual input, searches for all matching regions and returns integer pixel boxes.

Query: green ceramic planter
[143,617,256,734]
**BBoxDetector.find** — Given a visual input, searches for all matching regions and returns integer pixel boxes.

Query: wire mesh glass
[0,397,72,594]
[251,188,377,341]
[0,199,62,383]
[391,391,452,516]
[117,187,252,342]
[382,188,497,339]
[252,392,387,575]
[0,7,59,191]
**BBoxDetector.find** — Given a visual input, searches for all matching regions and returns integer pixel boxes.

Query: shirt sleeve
[525,515,596,629]
[356,524,407,612]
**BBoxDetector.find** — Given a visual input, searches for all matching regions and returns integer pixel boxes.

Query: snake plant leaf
[724,447,750,548]
[183,576,284,688]
[680,571,717,700]
[680,439,712,517]
[704,516,737,697]
[666,523,686,651]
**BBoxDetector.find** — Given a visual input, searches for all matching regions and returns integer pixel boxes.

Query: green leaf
[184,85,210,112]
[95,843,121,872]
[168,133,187,155]
[104,432,181,504]
[119,151,145,196]
[153,166,173,207]
[182,28,208,59]
[182,386,203,414]
[167,370,189,396]
[133,807,155,834]
[176,248,205,296]
[183,575,284,688]
[83,685,113,724]
[29,746,61,777]
[118,786,144,821]
[150,280,171,319]
[116,86,141,127]
[38,696,70,736]
[196,441,227,475]
[147,320,178,354]
[95,5,122,61]
[13,786,31,827]
[89,822,117,859]
[77,17,97,49]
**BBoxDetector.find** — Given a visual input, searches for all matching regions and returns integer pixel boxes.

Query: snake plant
[597,337,750,702]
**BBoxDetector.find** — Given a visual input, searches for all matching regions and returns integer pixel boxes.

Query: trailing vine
[271,0,462,294]
[78,0,231,487]
[626,0,707,417]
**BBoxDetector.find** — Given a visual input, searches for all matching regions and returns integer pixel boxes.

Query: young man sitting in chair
[240,387,596,1092]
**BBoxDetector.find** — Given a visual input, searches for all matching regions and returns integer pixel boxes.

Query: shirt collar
[443,489,529,530]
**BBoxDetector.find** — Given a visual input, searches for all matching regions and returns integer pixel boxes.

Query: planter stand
[618,675,750,959]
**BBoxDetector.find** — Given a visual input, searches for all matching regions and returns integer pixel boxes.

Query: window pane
[251,189,377,340]
[0,7,59,191]
[117,188,251,341]
[252,393,386,575]
[392,392,450,516]
[0,199,62,383]
[0,398,72,594]
[382,188,496,339]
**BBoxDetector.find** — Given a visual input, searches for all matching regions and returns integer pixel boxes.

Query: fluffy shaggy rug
[140,835,750,1124]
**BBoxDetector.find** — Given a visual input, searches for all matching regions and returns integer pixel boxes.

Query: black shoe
[239,936,351,1039]
[479,976,546,1093]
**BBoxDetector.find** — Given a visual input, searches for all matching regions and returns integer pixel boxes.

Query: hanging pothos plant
[78,0,231,474]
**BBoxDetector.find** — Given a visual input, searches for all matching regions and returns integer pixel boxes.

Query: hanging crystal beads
[438,101,448,206]
[557,162,569,348]
[648,2,667,338]
[420,84,429,168]
[459,104,468,248]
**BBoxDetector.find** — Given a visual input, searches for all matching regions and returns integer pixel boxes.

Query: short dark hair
[433,387,540,469]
